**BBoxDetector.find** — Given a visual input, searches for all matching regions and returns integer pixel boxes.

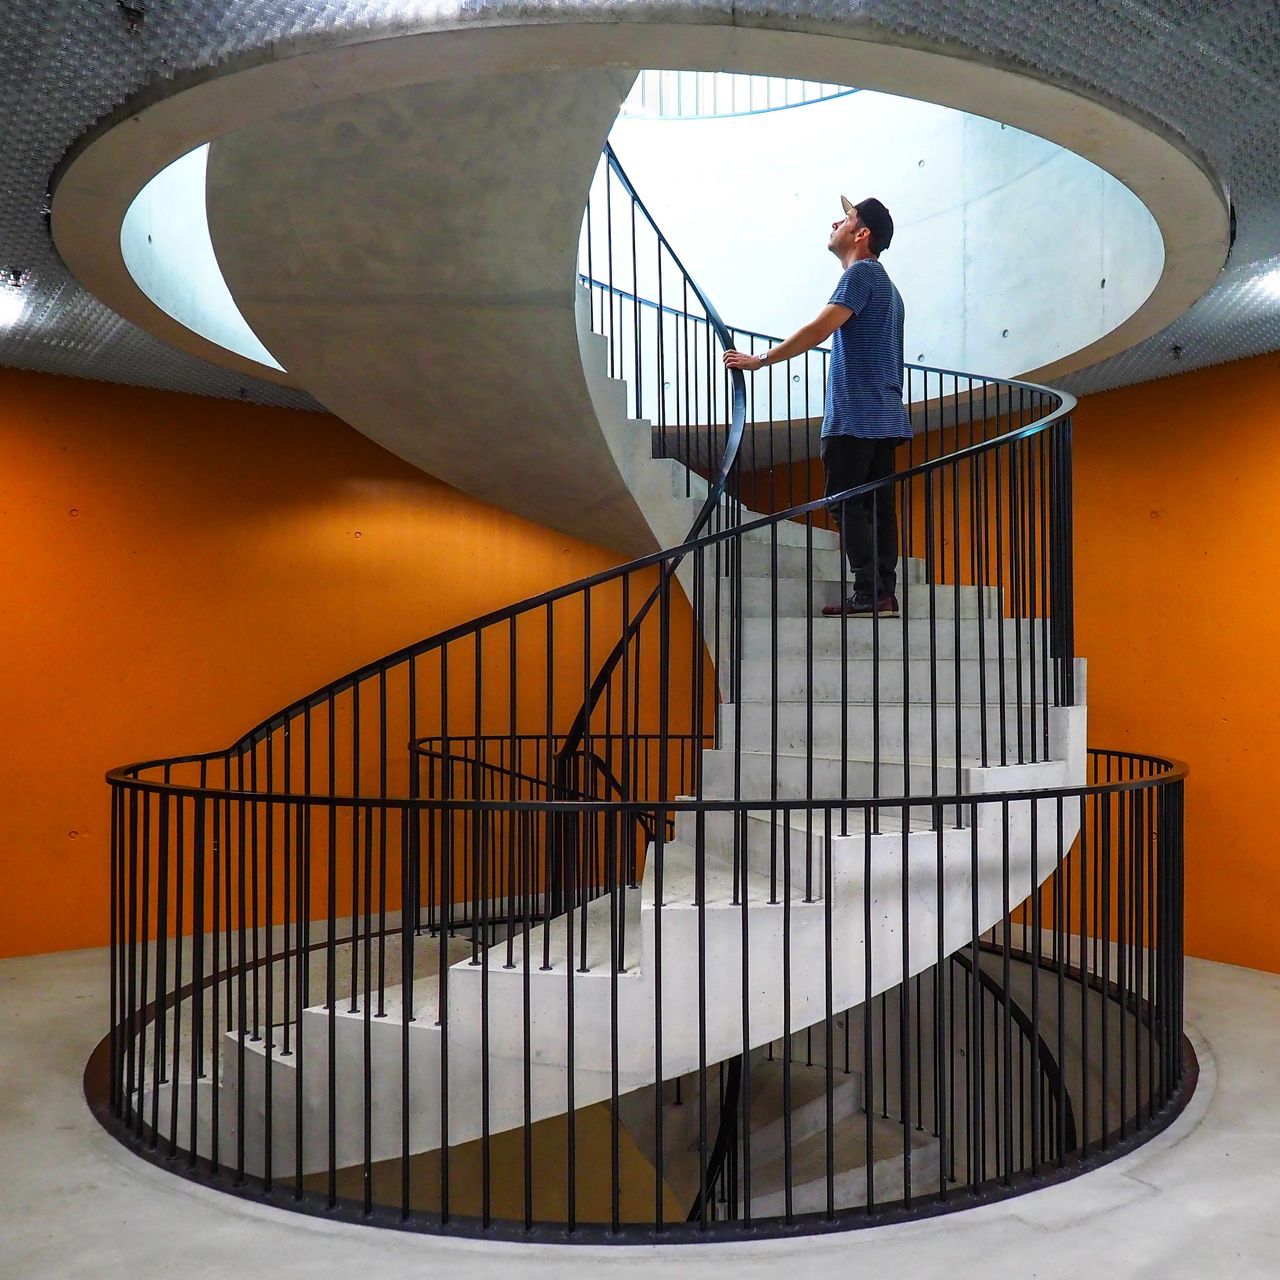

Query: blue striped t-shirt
[821,258,912,441]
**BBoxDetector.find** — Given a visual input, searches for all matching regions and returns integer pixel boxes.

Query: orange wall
[7,352,1280,972]
[1073,351,1280,974]
[0,368,622,959]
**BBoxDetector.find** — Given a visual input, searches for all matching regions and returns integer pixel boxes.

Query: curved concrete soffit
[52,12,1229,391]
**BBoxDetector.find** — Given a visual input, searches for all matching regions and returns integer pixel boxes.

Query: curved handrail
[552,144,747,779]
[106,751,1186,809]
[106,140,1077,872]
[954,947,1080,1154]
[594,143,747,534]
[106,365,1071,791]
[414,735,673,842]
[97,747,1190,1239]
[687,1055,743,1224]
[107,369,1071,789]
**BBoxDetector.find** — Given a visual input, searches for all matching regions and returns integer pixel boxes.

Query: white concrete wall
[118,85,1162,399]
[607,89,1164,385]
[120,144,283,371]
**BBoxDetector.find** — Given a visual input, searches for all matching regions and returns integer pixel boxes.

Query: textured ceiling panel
[2,1,1278,407]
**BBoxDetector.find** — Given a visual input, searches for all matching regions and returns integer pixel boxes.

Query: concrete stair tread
[739,572,993,592]
[735,695,1045,708]
[740,1057,852,1124]
[682,806,953,837]
[742,613,1042,626]
[721,744,1058,768]
[740,654,1035,667]
[734,578,1001,620]
[679,1062,858,1146]
[643,1056,864,1206]
[749,1109,936,1199]
[734,658,1039,705]
[241,932,472,1035]
[668,496,841,551]
[284,981,440,1033]
[737,619,1045,662]
[747,807,959,837]
[468,887,642,976]
[647,842,824,908]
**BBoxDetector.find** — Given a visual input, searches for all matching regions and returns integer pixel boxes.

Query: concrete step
[701,747,962,802]
[735,575,1000,619]
[462,843,809,984]
[724,699,1038,761]
[742,1059,863,1168]
[748,1110,940,1216]
[735,655,1039,704]
[645,840,800,910]
[659,1056,865,1188]
[668,495,842,552]
[736,540,927,585]
[673,805,970,897]
[699,745,1065,803]
[488,883,643,975]
[738,615,1041,661]
[675,803,934,852]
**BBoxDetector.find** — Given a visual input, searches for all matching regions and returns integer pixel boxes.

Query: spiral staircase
[90,62,1194,1240]
[203,256,1085,1177]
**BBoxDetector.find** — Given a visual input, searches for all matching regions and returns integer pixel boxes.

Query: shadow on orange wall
[0,368,623,959]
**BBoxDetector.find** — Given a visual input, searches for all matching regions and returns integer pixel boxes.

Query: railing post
[1050,417,1076,706]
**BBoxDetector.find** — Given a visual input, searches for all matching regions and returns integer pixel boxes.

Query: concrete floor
[2,949,1278,1279]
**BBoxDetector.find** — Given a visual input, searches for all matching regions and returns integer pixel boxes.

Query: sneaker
[821,591,900,617]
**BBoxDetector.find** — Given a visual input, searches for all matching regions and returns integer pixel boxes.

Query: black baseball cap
[840,195,894,253]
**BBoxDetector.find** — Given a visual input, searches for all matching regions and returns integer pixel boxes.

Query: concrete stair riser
[734,575,1000,619]
[736,655,1039,704]
[748,1136,941,1218]
[739,1070,864,1168]
[700,748,964,801]
[737,615,1044,661]
[457,776,1065,1132]
[674,808,967,890]
[664,494,843,553]
[723,699,1041,761]
[644,1059,865,1181]
[736,541,927,585]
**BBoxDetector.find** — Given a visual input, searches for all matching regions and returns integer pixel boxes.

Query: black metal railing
[96,750,1189,1238]
[692,938,1081,1224]
[91,136,1191,1244]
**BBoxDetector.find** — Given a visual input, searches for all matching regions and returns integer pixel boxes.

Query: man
[724,196,912,616]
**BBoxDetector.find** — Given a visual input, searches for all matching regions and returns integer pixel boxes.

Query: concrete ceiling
[6,2,1280,408]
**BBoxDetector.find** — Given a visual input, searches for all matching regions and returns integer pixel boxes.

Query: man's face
[827,210,867,257]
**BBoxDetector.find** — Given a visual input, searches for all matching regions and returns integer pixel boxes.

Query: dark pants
[820,435,906,596]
